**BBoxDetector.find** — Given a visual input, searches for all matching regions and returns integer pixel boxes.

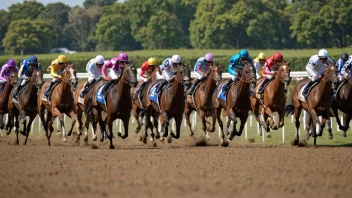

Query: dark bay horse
[251,62,291,136]
[285,64,338,146]
[0,71,18,130]
[7,69,43,145]
[212,62,256,146]
[73,79,100,143]
[38,64,78,146]
[184,64,222,139]
[142,67,186,144]
[92,63,137,149]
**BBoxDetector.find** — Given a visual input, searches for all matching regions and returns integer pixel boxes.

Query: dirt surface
[0,134,351,198]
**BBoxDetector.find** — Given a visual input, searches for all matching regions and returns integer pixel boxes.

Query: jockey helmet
[95,55,105,64]
[7,59,16,67]
[239,49,249,58]
[205,53,213,62]
[258,53,265,60]
[341,53,349,61]
[117,52,128,61]
[58,55,67,64]
[171,55,181,64]
[148,57,157,66]
[273,52,283,61]
[28,55,38,65]
[318,49,328,58]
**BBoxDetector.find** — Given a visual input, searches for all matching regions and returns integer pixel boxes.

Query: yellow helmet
[147,57,156,66]
[58,55,67,64]
[258,52,265,60]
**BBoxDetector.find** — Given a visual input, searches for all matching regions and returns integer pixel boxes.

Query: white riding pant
[141,77,149,82]
[108,69,121,80]
[266,74,274,80]
[0,79,6,83]
[194,72,205,80]
[157,70,175,81]
[231,75,237,81]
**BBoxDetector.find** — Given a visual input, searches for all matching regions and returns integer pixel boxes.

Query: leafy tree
[8,1,44,21]
[83,0,116,8]
[0,10,10,53]
[2,19,57,55]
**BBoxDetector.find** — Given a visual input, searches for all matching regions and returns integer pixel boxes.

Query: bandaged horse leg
[91,116,98,141]
[264,106,278,130]
[158,113,166,142]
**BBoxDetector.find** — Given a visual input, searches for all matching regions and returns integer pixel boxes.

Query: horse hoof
[167,136,172,144]
[100,137,104,142]
[63,138,67,142]
[109,145,115,149]
[155,133,160,139]
[20,131,26,136]
[84,136,88,142]
[67,132,72,137]
[343,132,347,137]
[117,132,122,137]
[189,132,194,137]
[290,138,299,146]
[92,135,97,141]
[160,136,165,142]
[328,135,333,140]
[266,134,272,138]
[150,137,154,142]
[142,137,147,144]
[220,140,229,147]
[6,131,11,135]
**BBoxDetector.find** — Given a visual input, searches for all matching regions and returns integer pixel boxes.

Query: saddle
[298,81,319,102]
[149,80,170,107]
[218,80,235,101]
[135,81,150,99]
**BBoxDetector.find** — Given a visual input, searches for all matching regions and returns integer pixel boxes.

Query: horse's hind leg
[106,116,115,149]
[305,113,312,140]
[184,106,194,136]
[132,105,142,134]
[235,115,248,137]
[207,114,216,133]
[199,110,208,139]
[215,108,228,147]
[171,115,182,139]
[0,114,4,130]
[153,115,160,139]
[91,114,98,141]
[38,106,48,136]
[52,107,67,142]
[23,113,36,145]
[75,107,83,142]
[19,110,26,136]
[292,106,302,146]
[342,113,352,137]
[327,118,333,140]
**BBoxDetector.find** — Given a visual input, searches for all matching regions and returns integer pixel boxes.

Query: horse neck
[59,77,72,93]
[201,72,217,95]
[116,73,130,96]
[231,77,250,97]
[0,80,12,102]
[269,73,284,95]
[315,77,332,98]
[21,76,37,106]
[171,77,183,98]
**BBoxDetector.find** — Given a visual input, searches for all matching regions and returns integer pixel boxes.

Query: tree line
[0,0,351,55]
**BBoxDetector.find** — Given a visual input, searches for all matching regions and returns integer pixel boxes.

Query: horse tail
[285,102,294,117]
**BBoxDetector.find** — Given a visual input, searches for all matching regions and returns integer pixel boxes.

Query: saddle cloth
[218,81,235,101]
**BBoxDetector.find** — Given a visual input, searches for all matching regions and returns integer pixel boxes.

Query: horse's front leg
[215,108,228,147]
[184,106,194,136]
[132,104,142,134]
[207,114,216,133]
[23,113,36,145]
[0,114,4,130]
[278,108,285,128]
[264,106,278,130]
[65,107,77,137]
[305,113,312,140]
[19,110,26,136]
[292,106,302,146]
[228,108,238,141]
[235,115,248,137]
[160,111,169,138]
[342,113,352,137]
[94,108,105,142]
[106,115,115,149]
[75,106,83,142]
[199,110,208,139]
[118,116,130,139]
[51,107,67,142]
[171,115,182,139]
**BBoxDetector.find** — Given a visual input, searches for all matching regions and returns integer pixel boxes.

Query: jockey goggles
[319,57,328,61]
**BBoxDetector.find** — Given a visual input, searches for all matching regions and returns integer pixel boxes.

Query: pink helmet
[117,52,128,61]
[205,53,213,62]
[7,59,16,67]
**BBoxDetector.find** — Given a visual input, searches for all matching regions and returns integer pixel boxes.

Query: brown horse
[184,64,222,139]
[212,62,256,146]
[285,64,338,146]
[38,64,78,146]
[251,62,291,136]
[92,63,137,149]
[0,71,18,130]
[73,79,101,143]
[328,77,352,138]
[7,69,43,145]
[142,67,186,144]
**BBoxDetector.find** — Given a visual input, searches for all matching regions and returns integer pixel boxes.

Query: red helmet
[273,52,283,61]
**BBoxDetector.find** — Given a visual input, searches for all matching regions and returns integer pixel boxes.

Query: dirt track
[0,134,351,198]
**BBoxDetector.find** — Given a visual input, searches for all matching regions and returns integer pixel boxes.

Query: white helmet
[95,55,105,64]
[171,55,181,64]
[318,49,328,58]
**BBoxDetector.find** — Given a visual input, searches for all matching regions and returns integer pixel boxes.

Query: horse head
[325,64,338,87]
[61,63,78,89]
[31,69,43,89]
[210,63,222,84]
[277,61,292,85]
[241,61,257,88]
[178,64,191,87]
[122,61,138,87]
[9,71,18,86]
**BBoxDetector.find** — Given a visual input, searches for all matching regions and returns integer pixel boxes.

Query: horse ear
[286,61,290,66]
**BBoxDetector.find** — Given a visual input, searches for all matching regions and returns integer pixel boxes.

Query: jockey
[302,49,334,99]
[135,57,157,97]
[101,52,129,95]
[80,55,105,98]
[13,55,40,101]
[0,59,18,83]
[44,55,67,97]
[222,49,252,91]
[336,53,350,81]
[188,53,213,96]
[253,52,266,79]
[156,55,181,92]
[256,52,284,98]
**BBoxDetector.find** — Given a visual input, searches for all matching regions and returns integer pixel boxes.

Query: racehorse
[73,79,100,143]
[212,62,256,146]
[92,63,138,149]
[285,64,338,146]
[38,64,78,146]
[0,71,18,130]
[251,62,291,136]
[184,64,222,139]
[7,69,43,145]
[142,66,186,144]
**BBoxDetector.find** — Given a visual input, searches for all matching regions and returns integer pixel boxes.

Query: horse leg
[317,113,328,137]
[215,108,228,147]
[158,113,166,142]
[94,108,105,142]
[228,109,238,141]
[132,105,142,134]
[0,114,3,130]
[171,115,182,139]
[118,116,129,139]
[263,113,271,137]
[153,114,160,139]
[65,108,77,137]
[327,118,333,140]
[106,115,115,149]
[259,107,269,133]
[278,108,285,128]
[264,106,278,130]
[51,107,67,142]
[199,110,208,139]
[47,115,55,146]
[331,107,343,131]
[184,107,194,136]
[305,114,312,140]
[91,114,98,141]
[19,110,26,136]
[75,108,83,143]
[343,113,352,137]
[207,114,216,133]
[23,113,35,145]
[161,111,169,138]
[38,106,48,136]
[292,107,302,146]
[6,110,15,135]
[226,117,231,136]
[235,115,248,137]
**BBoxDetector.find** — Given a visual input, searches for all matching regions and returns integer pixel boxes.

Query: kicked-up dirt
[0,134,351,198]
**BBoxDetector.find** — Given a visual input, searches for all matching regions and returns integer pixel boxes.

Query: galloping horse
[38,64,78,146]
[212,62,256,146]
[73,79,101,143]
[142,67,186,143]
[286,64,338,146]
[0,71,18,130]
[92,63,137,149]
[251,62,291,136]
[184,64,222,138]
[7,69,43,145]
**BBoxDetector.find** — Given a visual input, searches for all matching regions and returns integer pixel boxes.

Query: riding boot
[302,81,315,99]
[13,84,24,101]
[44,80,57,97]
[157,80,168,93]
[101,79,116,96]
[80,80,95,98]
[257,78,270,94]
[188,79,200,96]
[135,81,148,98]
[222,79,234,91]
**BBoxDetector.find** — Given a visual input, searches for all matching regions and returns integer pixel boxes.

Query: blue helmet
[28,55,38,65]
[22,59,29,67]
[239,49,249,58]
